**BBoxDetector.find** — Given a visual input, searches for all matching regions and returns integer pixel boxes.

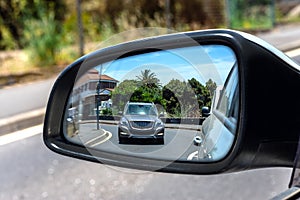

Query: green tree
[205,78,217,98]
[24,10,63,66]
[132,69,164,113]
[163,79,199,117]
[111,79,138,112]
[188,78,211,108]
[136,69,160,88]
[112,70,165,113]
[0,0,27,48]
[130,84,163,105]
[162,80,180,116]
[0,0,66,50]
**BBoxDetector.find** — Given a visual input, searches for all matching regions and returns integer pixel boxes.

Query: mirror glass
[64,44,238,163]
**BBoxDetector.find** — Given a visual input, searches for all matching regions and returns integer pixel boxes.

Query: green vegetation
[228,0,275,30]
[101,108,113,116]
[111,69,214,118]
[0,0,226,68]
[110,79,139,112]
[136,69,160,87]
[24,11,63,66]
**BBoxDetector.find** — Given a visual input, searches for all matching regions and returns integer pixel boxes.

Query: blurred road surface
[0,128,291,200]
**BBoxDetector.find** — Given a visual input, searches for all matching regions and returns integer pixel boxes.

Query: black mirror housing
[43,29,300,174]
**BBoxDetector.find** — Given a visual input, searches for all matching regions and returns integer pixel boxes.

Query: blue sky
[95,45,236,86]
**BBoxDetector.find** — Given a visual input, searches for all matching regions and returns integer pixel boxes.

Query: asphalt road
[0,131,291,200]
[258,24,300,52]
[72,123,201,162]
[293,55,300,64]
[0,78,55,119]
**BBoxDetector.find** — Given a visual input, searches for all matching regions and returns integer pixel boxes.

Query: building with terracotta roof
[71,69,118,120]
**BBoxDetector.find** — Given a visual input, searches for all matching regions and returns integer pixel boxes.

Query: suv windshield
[125,104,157,116]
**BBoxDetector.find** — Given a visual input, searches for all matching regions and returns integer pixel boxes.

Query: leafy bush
[229,0,274,30]
[101,108,113,116]
[23,11,62,66]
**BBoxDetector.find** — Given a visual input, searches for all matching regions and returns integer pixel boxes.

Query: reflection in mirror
[64,45,238,163]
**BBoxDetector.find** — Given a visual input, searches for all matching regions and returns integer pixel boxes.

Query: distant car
[118,102,165,144]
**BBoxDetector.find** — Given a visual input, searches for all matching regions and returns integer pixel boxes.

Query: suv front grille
[131,121,153,129]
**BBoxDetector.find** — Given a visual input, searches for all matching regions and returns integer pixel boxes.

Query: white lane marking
[0,124,42,146]
[286,48,300,58]
[84,131,110,146]
[90,131,112,147]
[0,108,45,127]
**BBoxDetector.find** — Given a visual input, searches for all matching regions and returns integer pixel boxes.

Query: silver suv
[118,102,165,144]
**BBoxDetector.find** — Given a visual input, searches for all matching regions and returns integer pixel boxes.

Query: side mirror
[201,106,210,117]
[44,29,300,174]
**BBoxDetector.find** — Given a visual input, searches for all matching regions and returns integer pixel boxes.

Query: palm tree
[136,69,160,87]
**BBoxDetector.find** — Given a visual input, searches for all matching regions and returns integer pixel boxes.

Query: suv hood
[124,115,158,122]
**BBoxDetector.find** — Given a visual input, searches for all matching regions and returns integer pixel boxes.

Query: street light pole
[76,0,84,56]
[96,80,100,130]
[225,0,231,28]
[165,0,171,31]
[95,65,103,130]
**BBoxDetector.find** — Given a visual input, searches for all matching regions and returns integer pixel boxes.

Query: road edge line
[0,108,45,136]
[0,124,43,146]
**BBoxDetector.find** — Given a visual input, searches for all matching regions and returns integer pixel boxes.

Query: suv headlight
[120,117,128,126]
[155,119,163,127]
